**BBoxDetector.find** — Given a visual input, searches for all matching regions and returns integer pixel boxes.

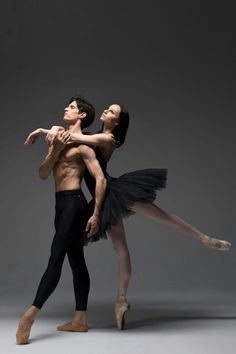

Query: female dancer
[25,103,231,330]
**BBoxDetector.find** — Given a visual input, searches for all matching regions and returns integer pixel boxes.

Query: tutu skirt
[83,168,167,244]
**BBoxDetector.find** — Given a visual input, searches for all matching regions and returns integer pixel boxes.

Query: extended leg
[131,201,231,251]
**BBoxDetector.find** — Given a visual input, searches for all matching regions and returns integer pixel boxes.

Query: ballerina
[25,103,231,330]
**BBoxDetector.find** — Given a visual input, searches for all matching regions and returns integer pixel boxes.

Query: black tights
[32,189,90,311]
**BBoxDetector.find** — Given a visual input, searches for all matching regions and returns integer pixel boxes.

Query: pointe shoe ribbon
[57,321,88,332]
[16,315,34,345]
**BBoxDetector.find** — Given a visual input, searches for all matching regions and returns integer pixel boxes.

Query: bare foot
[199,235,231,251]
[16,315,34,345]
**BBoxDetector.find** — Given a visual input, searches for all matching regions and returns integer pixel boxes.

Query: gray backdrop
[0,0,235,315]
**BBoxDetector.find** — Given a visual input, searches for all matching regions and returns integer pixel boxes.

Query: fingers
[24,138,29,145]
[85,221,91,237]
[51,135,57,145]
[85,221,95,237]
[85,216,100,238]
[24,133,34,145]
[87,228,94,237]
[45,134,51,146]
[46,133,56,146]
[57,130,71,143]
[62,131,71,139]
[88,224,98,237]
[52,131,71,149]
[63,132,71,143]
[46,129,65,146]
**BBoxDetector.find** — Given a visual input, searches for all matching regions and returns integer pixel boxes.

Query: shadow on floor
[24,302,236,333]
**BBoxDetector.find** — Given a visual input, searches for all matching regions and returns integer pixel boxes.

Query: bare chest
[59,146,81,163]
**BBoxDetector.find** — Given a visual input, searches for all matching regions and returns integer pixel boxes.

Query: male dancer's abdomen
[53,163,84,192]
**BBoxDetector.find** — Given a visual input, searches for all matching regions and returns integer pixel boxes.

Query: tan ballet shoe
[16,315,34,345]
[115,298,130,330]
[200,235,231,251]
[57,321,88,332]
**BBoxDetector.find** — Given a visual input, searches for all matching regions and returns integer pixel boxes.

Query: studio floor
[2,300,236,354]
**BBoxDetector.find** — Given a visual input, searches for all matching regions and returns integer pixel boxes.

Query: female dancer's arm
[48,126,114,146]
[68,131,114,146]
[24,126,114,147]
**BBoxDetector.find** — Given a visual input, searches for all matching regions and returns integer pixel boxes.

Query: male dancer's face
[63,101,85,125]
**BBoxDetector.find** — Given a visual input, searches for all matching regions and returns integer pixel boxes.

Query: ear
[79,112,87,119]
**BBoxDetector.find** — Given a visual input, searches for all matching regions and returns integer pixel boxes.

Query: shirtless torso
[38,131,107,237]
[53,144,87,191]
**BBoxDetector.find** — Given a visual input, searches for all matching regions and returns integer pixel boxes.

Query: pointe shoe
[200,235,231,251]
[57,321,88,332]
[115,298,130,330]
[16,315,34,345]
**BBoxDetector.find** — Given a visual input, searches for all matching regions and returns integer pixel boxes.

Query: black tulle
[82,148,167,245]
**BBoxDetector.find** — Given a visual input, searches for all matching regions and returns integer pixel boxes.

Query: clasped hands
[45,126,67,147]
[24,126,75,149]
[24,126,100,237]
[49,130,72,152]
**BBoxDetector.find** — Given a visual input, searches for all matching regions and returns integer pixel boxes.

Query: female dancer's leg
[107,218,131,330]
[107,218,132,298]
[131,201,231,250]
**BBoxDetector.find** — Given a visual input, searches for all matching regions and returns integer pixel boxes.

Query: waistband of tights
[55,188,83,196]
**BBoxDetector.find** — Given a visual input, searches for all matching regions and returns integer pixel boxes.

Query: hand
[85,214,100,237]
[46,126,65,146]
[68,132,83,143]
[52,130,72,152]
[24,128,41,145]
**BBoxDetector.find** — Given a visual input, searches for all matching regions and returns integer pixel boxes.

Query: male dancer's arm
[24,127,65,145]
[78,144,107,236]
[38,131,70,179]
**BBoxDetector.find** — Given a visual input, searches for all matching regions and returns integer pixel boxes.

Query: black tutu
[83,168,167,245]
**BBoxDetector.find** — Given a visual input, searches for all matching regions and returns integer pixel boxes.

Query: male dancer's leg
[67,241,90,311]
[59,240,90,329]
[32,189,88,309]
[16,189,89,344]
[56,195,90,331]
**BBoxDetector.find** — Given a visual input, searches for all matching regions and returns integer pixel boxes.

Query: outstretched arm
[24,128,50,145]
[78,145,107,236]
[24,126,65,145]
[25,124,115,148]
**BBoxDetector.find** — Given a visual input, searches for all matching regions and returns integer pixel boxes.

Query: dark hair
[112,103,129,147]
[69,95,95,129]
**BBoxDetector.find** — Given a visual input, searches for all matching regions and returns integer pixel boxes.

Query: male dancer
[16,96,107,344]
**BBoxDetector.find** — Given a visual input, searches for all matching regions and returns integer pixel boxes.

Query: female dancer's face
[100,104,121,127]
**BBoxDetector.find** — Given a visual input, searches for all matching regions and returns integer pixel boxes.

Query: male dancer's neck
[68,120,82,134]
